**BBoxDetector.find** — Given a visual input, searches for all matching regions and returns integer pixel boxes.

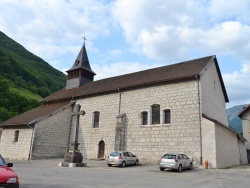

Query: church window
[163,109,171,124]
[14,130,19,142]
[93,111,100,128]
[151,104,160,124]
[141,111,148,125]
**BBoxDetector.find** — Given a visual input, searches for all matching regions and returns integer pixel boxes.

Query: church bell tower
[66,43,96,90]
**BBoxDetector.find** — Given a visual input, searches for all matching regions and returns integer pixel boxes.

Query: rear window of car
[110,152,121,157]
[162,154,176,159]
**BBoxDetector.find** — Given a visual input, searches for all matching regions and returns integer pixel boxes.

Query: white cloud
[0,0,113,60]
[1,0,250,107]
[112,1,250,62]
[111,0,250,106]
[223,59,250,107]
[207,0,250,23]
[241,62,250,74]
[92,62,156,80]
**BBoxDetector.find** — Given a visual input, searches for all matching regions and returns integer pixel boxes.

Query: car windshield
[0,155,7,166]
[110,152,121,157]
[162,154,176,159]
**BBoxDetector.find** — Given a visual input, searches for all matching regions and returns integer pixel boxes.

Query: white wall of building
[215,123,240,168]
[242,110,250,150]
[201,117,217,168]
[200,61,228,125]
[238,140,248,164]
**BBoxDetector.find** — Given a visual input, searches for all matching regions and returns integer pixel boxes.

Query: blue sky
[0,0,250,108]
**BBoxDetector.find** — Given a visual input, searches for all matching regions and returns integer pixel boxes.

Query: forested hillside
[0,31,66,122]
[227,104,247,133]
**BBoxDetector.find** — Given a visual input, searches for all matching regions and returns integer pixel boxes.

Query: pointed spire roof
[66,45,96,75]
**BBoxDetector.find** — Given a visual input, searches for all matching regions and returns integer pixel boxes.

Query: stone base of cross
[64,151,83,163]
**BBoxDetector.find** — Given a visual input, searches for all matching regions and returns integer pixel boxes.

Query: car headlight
[7,177,17,183]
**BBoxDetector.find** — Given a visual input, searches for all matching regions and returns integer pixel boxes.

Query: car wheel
[160,167,165,171]
[108,164,112,167]
[135,160,139,166]
[177,165,182,173]
[121,161,126,168]
[189,163,193,170]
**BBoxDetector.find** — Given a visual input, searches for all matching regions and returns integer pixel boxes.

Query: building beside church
[0,44,248,168]
[239,104,250,163]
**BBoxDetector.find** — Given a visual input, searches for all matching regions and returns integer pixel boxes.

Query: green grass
[9,86,42,101]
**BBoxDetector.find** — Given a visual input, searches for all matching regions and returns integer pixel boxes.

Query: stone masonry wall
[77,80,201,165]
[0,127,33,160]
[31,106,72,159]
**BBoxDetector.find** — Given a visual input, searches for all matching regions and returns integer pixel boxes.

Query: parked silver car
[159,153,193,172]
[107,151,139,167]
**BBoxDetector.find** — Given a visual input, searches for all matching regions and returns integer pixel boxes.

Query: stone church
[0,44,248,168]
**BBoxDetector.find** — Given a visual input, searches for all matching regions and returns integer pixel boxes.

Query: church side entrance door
[98,140,105,158]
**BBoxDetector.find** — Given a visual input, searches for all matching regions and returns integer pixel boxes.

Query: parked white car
[107,151,139,167]
[159,153,193,172]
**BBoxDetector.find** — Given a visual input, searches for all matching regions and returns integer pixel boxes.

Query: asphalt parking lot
[8,158,250,188]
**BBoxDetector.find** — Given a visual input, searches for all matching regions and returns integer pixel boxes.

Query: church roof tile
[0,102,72,127]
[42,55,228,103]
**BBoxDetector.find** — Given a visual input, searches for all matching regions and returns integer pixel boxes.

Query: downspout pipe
[118,88,121,114]
[196,75,203,165]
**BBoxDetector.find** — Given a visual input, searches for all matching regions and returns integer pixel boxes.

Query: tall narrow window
[93,111,100,128]
[151,104,160,124]
[141,111,148,125]
[14,130,19,142]
[164,109,171,124]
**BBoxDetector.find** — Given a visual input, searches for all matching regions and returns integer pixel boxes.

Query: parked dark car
[0,154,19,187]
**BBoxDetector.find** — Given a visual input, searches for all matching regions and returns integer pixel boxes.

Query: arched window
[163,109,171,124]
[151,104,160,124]
[14,130,19,142]
[141,111,148,125]
[93,111,100,128]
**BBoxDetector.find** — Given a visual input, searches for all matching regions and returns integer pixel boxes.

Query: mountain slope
[0,31,66,96]
[0,31,66,122]
[226,104,247,133]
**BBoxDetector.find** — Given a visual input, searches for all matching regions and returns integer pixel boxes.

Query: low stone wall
[0,127,33,160]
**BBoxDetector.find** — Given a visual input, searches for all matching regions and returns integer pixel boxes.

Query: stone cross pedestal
[60,104,87,167]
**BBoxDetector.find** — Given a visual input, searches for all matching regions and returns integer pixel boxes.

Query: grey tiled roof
[66,45,95,74]
[42,55,229,103]
[0,102,72,126]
